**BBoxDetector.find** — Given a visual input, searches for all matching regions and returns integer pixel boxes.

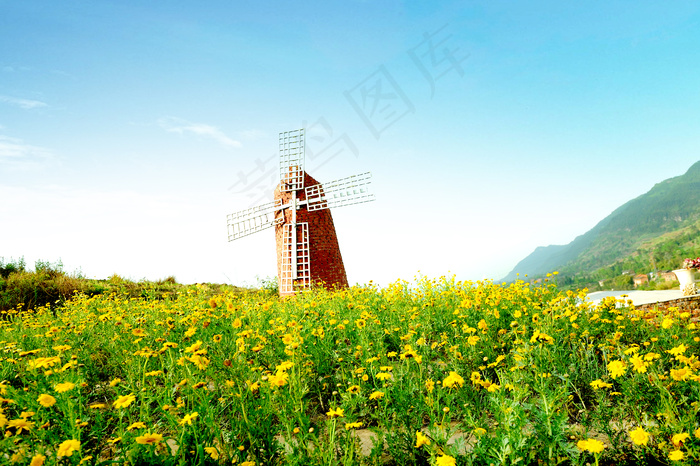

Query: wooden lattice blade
[226,200,282,241]
[279,129,305,192]
[280,222,310,294]
[306,172,375,211]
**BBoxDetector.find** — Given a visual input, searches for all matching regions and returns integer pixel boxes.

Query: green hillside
[503,161,700,290]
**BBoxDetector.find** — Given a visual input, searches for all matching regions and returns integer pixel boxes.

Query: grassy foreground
[0,276,699,465]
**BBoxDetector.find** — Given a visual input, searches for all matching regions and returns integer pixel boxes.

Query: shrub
[0,256,26,278]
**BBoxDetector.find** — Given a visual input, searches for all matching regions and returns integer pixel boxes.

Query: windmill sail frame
[306,172,375,211]
[226,199,283,241]
[279,129,305,192]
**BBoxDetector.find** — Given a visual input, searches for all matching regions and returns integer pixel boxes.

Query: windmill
[227,128,374,295]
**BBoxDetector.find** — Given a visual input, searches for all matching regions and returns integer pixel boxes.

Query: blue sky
[1,1,699,287]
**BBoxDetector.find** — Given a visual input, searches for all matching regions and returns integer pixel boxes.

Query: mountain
[502,161,700,287]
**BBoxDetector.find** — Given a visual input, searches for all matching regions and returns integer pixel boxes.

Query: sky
[1,1,700,288]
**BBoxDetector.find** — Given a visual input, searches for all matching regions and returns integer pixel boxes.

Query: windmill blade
[280,222,310,294]
[306,172,375,211]
[279,129,305,192]
[227,200,283,241]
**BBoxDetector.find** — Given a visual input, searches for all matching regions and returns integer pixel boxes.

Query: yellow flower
[470,372,481,385]
[577,438,605,453]
[345,421,363,430]
[205,446,219,460]
[109,378,121,387]
[240,462,255,466]
[415,431,431,448]
[29,454,46,466]
[425,379,435,393]
[473,427,487,436]
[113,394,136,409]
[54,382,76,393]
[695,427,700,439]
[629,426,649,446]
[376,372,391,381]
[442,371,464,389]
[185,340,203,353]
[276,361,294,372]
[135,432,163,445]
[668,450,684,461]
[607,360,626,379]
[8,418,34,434]
[127,421,146,431]
[57,439,80,457]
[369,391,384,400]
[37,394,56,407]
[436,454,456,466]
[670,367,691,381]
[326,407,344,418]
[27,356,61,370]
[268,371,289,387]
[672,432,689,447]
[667,344,688,356]
[590,379,613,390]
[186,354,210,370]
[629,354,648,373]
[179,412,199,426]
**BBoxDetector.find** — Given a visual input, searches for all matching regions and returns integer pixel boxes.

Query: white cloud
[158,117,242,149]
[236,129,267,141]
[0,135,54,169]
[0,95,48,110]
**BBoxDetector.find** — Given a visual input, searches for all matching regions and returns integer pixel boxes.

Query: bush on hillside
[0,256,26,278]
[1,258,249,314]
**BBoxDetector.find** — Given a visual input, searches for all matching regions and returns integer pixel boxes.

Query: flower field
[1,276,699,465]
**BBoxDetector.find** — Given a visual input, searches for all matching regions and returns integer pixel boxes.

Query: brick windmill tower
[227,129,374,295]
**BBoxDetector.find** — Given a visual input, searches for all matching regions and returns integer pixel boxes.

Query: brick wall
[274,172,349,296]
[636,295,700,314]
